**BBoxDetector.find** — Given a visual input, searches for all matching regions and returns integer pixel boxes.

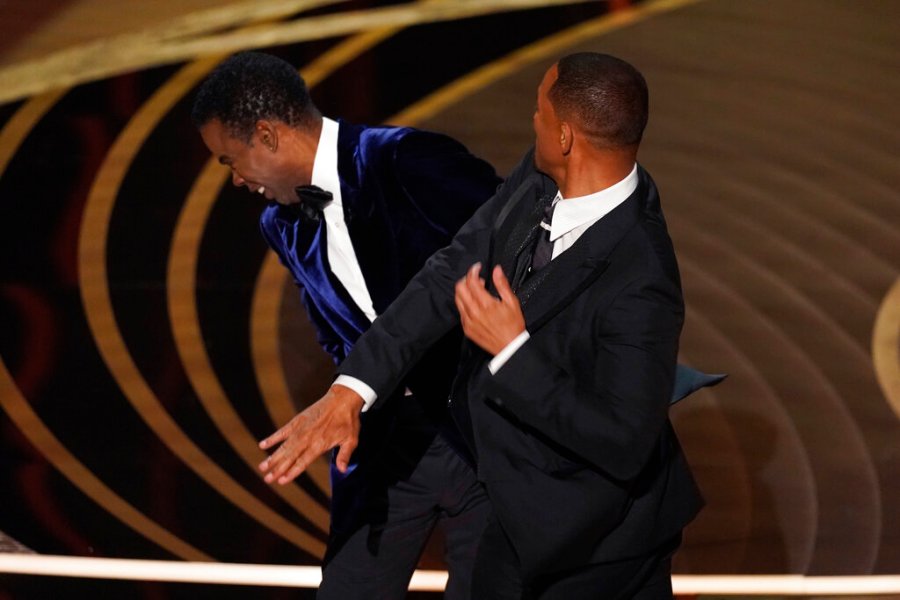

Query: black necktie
[291,184,333,222]
[530,198,557,271]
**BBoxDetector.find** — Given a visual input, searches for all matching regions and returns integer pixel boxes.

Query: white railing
[2,554,900,595]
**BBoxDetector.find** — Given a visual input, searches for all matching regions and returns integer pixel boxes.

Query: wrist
[330,384,365,412]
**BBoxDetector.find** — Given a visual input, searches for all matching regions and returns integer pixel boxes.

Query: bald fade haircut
[191,51,320,142]
[549,52,649,150]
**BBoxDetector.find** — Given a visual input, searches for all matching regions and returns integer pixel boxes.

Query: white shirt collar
[549,163,639,241]
[310,117,342,208]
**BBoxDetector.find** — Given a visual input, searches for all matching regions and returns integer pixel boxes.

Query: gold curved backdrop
[1,0,899,597]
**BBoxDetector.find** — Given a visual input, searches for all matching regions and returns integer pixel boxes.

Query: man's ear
[560,122,573,156]
[256,120,278,152]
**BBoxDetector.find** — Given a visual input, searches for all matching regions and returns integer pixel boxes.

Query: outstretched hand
[454,263,526,355]
[259,384,363,485]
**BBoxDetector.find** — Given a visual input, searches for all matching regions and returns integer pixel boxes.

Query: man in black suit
[259,52,705,598]
[192,51,500,599]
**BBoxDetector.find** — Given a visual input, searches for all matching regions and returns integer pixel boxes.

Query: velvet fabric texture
[257,121,500,557]
[259,121,500,365]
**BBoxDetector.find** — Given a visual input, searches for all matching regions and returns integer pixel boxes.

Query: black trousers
[318,432,490,600]
[472,516,680,600]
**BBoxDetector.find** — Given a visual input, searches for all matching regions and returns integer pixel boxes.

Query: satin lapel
[335,120,365,240]
[279,211,370,336]
[520,191,644,332]
[337,121,402,315]
[275,123,373,338]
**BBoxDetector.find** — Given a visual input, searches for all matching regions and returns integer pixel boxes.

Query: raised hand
[454,263,526,355]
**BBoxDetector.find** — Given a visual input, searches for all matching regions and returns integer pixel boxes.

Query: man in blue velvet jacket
[192,52,500,599]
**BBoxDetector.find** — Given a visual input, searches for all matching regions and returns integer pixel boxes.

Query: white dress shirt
[312,118,378,323]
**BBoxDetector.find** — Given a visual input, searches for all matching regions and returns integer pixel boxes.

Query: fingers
[455,263,519,331]
[334,436,358,473]
[259,423,290,450]
[454,281,474,325]
[456,263,491,306]
[259,435,297,480]
[258,412,304,471]
[263,447,304,484]
[261,426,331,484]
[455,263,481,322]
[492,265,516,305]
[460,264,485,301]
[263,430,357,484]
[280,463,308,486]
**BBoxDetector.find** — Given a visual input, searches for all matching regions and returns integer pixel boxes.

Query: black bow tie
[290,184,333,221]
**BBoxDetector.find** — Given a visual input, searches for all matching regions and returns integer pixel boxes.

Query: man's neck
[307,117,324,157]
[281,119,322,187]
[557,146,637,198]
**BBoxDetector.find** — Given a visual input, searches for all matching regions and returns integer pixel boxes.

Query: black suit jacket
[339,148,703,577]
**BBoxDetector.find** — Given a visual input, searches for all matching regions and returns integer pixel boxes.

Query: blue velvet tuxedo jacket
[259,121,499,372]
[338,148,704,578]
[258,121,499,547]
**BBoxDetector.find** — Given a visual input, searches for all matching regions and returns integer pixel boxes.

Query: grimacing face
[532,64,563,177]
[199,119,302,205]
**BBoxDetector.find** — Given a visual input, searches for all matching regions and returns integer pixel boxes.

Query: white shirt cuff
[488,331,530,374]
[333,375,377,412]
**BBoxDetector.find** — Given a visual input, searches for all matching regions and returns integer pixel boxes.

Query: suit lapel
[493,173,555,289]
[336,121,402,316]
[518,177,647,332]
[272,122,373,338]
[519,241,609,330]
[273,207,370,336]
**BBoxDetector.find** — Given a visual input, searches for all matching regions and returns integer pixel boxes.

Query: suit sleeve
[486,263,684,484]
[337,148,537,406]
[295,286,345,364]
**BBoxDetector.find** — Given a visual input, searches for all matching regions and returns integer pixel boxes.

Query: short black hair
[549,52,649,149]
[191,51,320,141]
